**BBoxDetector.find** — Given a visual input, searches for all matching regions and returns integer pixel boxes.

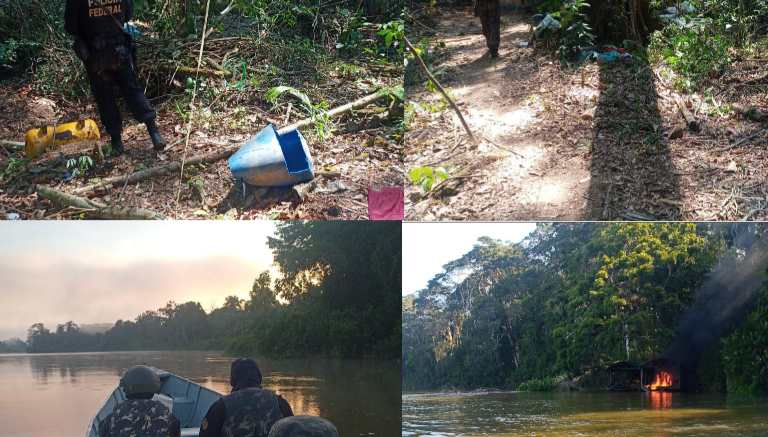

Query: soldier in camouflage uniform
[267,416,338,437]
[99,365,181,437]
[475,0,501,57]
[199,358,293,437]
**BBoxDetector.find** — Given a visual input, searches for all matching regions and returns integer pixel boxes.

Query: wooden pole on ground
[72,146,238,196]
[277,91,391,134]
[37,185,168,220]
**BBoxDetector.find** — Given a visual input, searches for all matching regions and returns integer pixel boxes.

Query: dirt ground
[0,70,403,220]
[405,7,768,221]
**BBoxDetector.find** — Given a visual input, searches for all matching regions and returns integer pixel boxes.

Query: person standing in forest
[199,358,294,437]
[64,0,166,154]
[475,0,501,57]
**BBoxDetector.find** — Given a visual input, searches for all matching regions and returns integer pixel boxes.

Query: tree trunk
[586,0,662,44]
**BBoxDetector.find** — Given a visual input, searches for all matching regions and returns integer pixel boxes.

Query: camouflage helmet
[268,416,339,437]
[119,365,161,396]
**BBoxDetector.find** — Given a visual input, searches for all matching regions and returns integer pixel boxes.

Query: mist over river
[0,351,400,437]
[402,390,768,436]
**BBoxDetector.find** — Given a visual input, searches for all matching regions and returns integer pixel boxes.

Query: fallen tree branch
[403,36,478,145]
[672,95,699,131]
[713,129,766,153]
[483,135,523,157]
[72,146,238,196]
[157,64,230,79]
[37,185,168,220]
[277,90,391,134]
[0,140,24,148]
[204,57,224,71]
[733,103,766,122]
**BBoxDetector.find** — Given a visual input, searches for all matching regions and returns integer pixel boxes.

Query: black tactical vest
[78,0,127,40]
[101,399,177,437]
[221,388,285,437]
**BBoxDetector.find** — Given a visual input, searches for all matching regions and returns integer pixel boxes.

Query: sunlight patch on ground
[508,22,531,34]
[536,180,568,203]
[459,107,534,137]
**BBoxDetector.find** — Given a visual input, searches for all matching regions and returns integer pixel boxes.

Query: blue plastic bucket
[228,124,314,187]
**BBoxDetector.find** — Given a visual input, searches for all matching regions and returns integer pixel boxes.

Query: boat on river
[85,368,222,437]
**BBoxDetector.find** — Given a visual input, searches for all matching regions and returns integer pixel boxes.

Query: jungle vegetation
[403,223,768,394]
[24,221,402,359]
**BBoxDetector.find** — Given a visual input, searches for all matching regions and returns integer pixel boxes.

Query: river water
[402,391,768,436]
[0,351,400,437]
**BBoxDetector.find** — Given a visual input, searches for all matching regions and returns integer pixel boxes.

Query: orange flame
[648,370,673,390]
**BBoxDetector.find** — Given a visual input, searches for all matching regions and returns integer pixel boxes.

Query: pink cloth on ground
[367,187,404,220]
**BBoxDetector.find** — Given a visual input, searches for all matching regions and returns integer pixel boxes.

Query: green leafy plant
[3,155,29,177]
[336,9,368,56]
[648,13,734,90]
[408,166,449,192]
[379,19,404,58]
[186,175,204,187]
[0,38,19,65]
[264,86,333,140]
[556,0,595,64]
[65,155,93,178]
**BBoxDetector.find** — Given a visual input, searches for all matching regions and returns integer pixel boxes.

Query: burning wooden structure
[606,358,696,392]
[606,361,641,391]
[639,358,696,392]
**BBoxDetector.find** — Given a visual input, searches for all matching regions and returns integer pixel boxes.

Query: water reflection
[403,391,768,437]
[0,352,399,437]
[647,391,674,410]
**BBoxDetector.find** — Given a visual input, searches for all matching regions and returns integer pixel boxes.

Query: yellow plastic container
[25,118,100,159]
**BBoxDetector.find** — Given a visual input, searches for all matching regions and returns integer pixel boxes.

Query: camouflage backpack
[222,387,284,437]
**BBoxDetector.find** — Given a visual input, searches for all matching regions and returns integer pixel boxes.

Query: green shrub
[648,21,732,90]
[517,377,558,391]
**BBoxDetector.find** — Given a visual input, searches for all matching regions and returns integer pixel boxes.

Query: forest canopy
[23,221,401,359]
[403,223,768,394]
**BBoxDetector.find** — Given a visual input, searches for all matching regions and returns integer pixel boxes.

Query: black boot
[146,119,166,151]
[110,135,124,155]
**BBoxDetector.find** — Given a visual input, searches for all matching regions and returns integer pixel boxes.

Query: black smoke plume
[663,231,768,369]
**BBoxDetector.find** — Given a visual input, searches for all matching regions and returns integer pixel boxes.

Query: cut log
[733,103,765,122]
[37,185,168,220]
[72,146,238,196]
[668,125,685,140]
[316,171,341,179]
[672,95,699,132]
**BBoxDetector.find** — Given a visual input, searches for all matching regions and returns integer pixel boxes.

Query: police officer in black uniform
[199,358,294,437]
[64,0,166,154]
